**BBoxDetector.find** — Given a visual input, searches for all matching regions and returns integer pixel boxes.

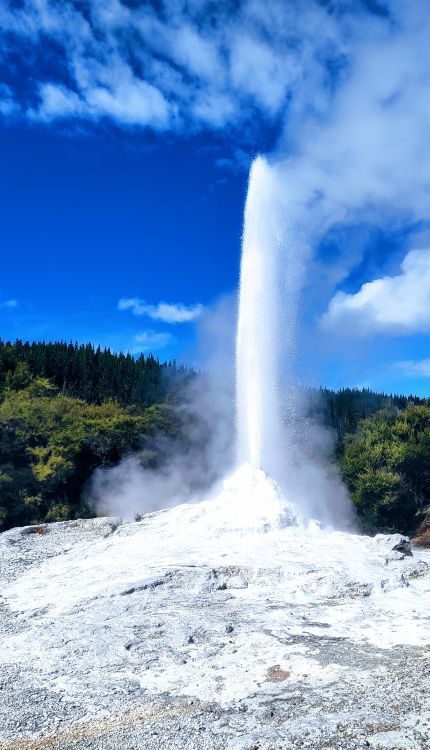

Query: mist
[87,297,237,520]
[85,0,430,530]
[88,159,354,531]
[234,157,353,529]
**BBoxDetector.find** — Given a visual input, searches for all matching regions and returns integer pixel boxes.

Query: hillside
[0,340,429,536]
[0,340,194,530]
[0,339,192,407]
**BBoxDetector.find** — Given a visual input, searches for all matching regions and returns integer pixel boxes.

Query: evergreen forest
[0,339,429,538]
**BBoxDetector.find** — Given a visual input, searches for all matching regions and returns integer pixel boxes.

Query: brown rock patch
[412,506,430,548]
[266,665,291,682]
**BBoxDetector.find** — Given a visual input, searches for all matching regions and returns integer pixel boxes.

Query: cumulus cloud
[1,299,18,309]
[395,359,430,378]
[2,1,430,343]
[132,330,174,353]
[0,0,361,133]
[321,250,430,336]
[119,298,204,323]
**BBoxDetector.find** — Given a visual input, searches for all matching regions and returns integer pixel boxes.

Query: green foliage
[319,387,423,440]
[0,377,179,530]
[44,503,73,522]
[0,339,192,408]
[4,361,33,391]
[340,404,430,532]
[1,339,429,536]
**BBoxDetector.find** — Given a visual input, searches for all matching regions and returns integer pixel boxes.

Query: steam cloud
[33,1,428,526]
[90,162,354,530]
[236,157,353,528]
[88,297,236,519]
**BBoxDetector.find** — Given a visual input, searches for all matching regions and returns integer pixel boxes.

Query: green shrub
[341,404,430,532]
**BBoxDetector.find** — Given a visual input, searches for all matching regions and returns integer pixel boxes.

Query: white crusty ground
[1,467,430,749]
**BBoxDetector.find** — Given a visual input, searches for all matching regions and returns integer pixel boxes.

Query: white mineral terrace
[1,477,430,749]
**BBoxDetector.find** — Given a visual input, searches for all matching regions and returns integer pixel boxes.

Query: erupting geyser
[196,156,305,532]
[236,156,284,473]
[229,156,304,526]
[92,155,350,528]
[3,164,430,750]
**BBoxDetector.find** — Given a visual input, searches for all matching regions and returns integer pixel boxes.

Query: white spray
[90,156,353,529]
[199,155,306,532]
[236,156,304,479]
[233,155,353,528]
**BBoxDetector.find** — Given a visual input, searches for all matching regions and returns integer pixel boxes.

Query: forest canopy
[0,339,428,535]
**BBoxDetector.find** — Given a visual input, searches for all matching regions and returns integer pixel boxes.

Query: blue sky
[0,120,248,358]
[1,0,430,395]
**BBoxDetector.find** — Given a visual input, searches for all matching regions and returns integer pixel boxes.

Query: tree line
[0,339,192,408]
[0,340,195,530]
[319,386,424,439]
[0,340,429,536]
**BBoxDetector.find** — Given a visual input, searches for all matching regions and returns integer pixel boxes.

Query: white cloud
[34,71,172,128]
[1,0,430,178]
[0,0,348,131]
[395,359,430,378]
[321,249,430,336]
[191,90,236,129]
[0,84,18,116]
[229,34,293,113]
[2,0,424,268]
[165,24,223,83]
[132,330,174,353]
[2,1,430,318]
[86,77,172,128]
[1,299,18,309]
[271,1,430,248]
[35,83,86,120]
[118,298,204,323]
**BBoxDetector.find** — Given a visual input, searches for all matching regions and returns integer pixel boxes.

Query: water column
[236,156,285,476]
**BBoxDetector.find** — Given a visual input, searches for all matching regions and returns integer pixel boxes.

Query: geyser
[233,156,351,528]
[91,155,351,528]
[236,156,284,472]
[234,156,303,519]
[188,156,302,532]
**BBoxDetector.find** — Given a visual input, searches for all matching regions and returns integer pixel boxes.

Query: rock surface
[1,503,430,750]
[413,506,430,548]
[374,532,412,560]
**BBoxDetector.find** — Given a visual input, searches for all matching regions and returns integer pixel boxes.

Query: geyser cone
[201,464,298,532]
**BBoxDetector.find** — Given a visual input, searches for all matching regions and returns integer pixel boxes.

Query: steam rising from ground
[89,295,237,518]
[90,157,353,530]
[82,3,430,530]
[89,366,235,519]
[234,156,352,528]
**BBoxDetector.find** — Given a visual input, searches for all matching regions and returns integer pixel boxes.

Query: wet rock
[120,577,166,596]
[374,534,412,561]
[401,559,430,579]
[203,566,250,592]
[338,580,373,598]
